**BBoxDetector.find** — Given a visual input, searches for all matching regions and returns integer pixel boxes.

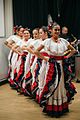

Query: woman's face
[39,28,46,40]
[32,29,39,40]
[23,30,30,40]
[52,25,60,37]
[18,28,24,37]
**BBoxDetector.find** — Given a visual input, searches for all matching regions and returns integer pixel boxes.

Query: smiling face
[23,30,30,40]
[17,27,24,38]
[39,28,48,40]
[52,25,60,39]
[32,29,39,40]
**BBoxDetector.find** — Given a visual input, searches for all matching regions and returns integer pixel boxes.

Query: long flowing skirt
[39,58,76,117]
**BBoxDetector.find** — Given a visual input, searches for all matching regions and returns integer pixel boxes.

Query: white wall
[0,38,10,81]
[0,0,5,37]
[0,0,13,81]
[4,0,13,37]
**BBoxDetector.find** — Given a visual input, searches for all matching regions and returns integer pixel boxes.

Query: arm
[34,44,49,61]
[21,45,28,50]
[71,39,77,45]
[70,34,77,45]
[12,45,23,55]
[4,41,8,45]
[65,44,77,58]
[63,49,71,56]
[4,40,15,48]
[21,45,34,54]
[27,45,35,54]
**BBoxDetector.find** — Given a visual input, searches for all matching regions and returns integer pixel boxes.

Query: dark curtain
[60,0,80,39]
[47,0,58,22]
[47,0,80,38]
[47,0,64,24]
[13,0,48,30]
[13,0,80,38]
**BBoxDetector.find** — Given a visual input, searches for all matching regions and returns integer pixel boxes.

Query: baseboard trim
[0,78,8,86]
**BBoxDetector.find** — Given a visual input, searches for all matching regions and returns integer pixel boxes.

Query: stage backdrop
[13,0,80,39]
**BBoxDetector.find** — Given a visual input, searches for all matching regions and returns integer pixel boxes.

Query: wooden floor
[0,83,80,120]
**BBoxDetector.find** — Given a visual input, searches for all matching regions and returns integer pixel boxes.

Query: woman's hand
[21,45,27,50]
[45,56,49,62]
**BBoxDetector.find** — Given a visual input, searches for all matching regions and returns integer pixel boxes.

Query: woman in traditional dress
[21,28,39,96]
[34,23,77,117]
[31,26,49,101]
[4,26,24,88]
[12,28,32,92]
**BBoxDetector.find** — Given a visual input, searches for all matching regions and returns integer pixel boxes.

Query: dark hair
[40,26,48,33]
[24,27,32,37]
[13,25,18,35]
[33,28,39,32]
[17,25,23,31]
[24,27,31,33]
[32,28,39,39]
[52,22,60,29]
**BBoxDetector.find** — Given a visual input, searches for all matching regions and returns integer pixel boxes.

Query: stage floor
[0,82,80,120]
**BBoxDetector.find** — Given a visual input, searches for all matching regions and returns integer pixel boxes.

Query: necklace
[55,39,58,42]
[51,37,59,43]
